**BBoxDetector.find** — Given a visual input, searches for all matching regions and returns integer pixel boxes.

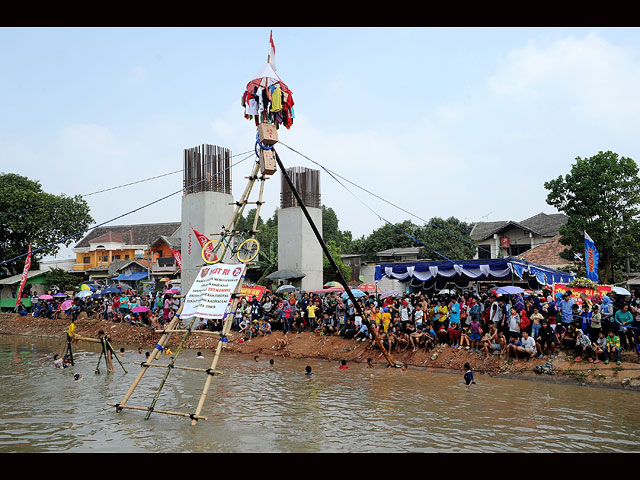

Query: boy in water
[463,362,476,385]
[338,359,348,370]
[305,365,313,376]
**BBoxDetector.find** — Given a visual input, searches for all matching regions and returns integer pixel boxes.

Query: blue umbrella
[496,286,524,295]
[342,288,365,300]
[102,287,121,294]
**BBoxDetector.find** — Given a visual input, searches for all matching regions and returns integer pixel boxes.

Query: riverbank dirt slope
[2,313,639,390]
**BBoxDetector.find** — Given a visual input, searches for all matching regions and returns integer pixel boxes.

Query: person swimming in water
[305,365,313,376]
[463,362,476,385]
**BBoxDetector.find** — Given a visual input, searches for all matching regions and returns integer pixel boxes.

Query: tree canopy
[544,151,640,283]
[0,173,93,277]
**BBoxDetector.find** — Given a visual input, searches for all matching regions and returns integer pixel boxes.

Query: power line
[278,141,490,257]
[0,152,255,268]
[0,150,254,219]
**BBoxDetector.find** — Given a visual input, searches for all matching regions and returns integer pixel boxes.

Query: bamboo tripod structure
[109,157,268,424]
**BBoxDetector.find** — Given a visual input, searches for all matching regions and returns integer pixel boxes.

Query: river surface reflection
[1,336,639,452]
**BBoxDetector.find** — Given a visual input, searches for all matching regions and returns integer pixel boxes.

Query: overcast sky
[2,27,640,261]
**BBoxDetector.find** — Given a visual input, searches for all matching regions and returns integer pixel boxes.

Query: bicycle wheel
[236,238,260,263]
[201,239,226,264]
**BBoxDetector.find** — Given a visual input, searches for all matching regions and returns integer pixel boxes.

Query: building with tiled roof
[516,235,571,269]
[470,212,568,260]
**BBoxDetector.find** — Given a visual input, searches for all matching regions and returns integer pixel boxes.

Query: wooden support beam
[107,403,207,421]
[139,363,224,375]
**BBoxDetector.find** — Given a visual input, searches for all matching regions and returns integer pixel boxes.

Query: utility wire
[0,152,255,268]
[278,141,489,258]
[0,150,254,218]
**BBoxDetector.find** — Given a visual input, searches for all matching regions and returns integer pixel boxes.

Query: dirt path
[2,313,640,390]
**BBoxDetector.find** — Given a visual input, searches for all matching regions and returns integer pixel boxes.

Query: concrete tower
[278,167,323,291]
[181,144,235,294]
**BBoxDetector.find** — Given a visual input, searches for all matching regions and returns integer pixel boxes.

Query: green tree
[417,216,476,260]
[0,173,93,277]
[323,240,352,284]
[544,151,640,283]
[44,267,84,292]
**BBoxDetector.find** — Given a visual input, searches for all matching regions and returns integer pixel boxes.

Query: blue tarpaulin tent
[375,257,574,289]
[113,272,148,282]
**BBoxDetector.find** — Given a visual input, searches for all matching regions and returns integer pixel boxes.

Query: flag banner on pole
[170,249,182,271]
[584,231,599,283]
[192,227,216,262]
[15,245,32,310]
[268,30,276,72]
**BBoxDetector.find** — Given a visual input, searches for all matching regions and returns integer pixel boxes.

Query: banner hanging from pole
[192,227,216,262]
[180,264,246,325]
[15,244,32,310]
[584,231,599,283]
[170,249,182,271]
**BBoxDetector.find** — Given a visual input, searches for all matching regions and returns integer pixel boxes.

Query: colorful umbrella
[496,286,525,295]
[60,300,73,311]
[357,283,378,294]
[39,294,53,300]
[53,293,67,297]
[159,278,171,282]
[276,285,295,294]
[324,281,341,288]
[380,290,402,299]
[132,306,149,313]
[342,289,366,300]
[76,290,92,298]
[80,284,91,291]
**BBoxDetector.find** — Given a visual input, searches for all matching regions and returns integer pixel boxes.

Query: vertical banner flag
[15,244,32,310]
[170,249,182,271]
[268,30,276,72]
[584,231,599,283]
[192,227,216,262]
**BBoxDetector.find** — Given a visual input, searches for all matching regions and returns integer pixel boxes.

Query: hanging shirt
[270,86,283,112]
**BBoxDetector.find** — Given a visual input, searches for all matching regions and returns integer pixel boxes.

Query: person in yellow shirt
[67,319,79,345]
[306,303,318,331]
[382,307,392,332]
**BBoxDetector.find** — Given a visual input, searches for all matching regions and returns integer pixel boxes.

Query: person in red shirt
[338,359,348,370]
[519,309,531,335]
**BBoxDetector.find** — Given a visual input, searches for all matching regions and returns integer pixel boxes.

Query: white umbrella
[76,290,92,298]
[612,286,631,296]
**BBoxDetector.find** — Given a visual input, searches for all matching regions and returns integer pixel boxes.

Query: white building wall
[181,191,235,295]
[278,206,323,291]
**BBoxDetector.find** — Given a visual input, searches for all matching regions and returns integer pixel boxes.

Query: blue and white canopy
[375,257,574,288]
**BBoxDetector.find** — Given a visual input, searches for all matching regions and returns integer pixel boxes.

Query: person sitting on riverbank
[605,330,622,365]
[354,322,369,342]
[535,320,556,359]
[574,329,595,362]
[339,318,357,339]
[593,331,607,363]
[515,331,536,360]
[274,333,289,350]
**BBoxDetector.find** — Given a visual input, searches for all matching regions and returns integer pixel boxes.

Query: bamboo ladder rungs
[161,329,225,336]
[139,363,224,375]
[106,403,208,421]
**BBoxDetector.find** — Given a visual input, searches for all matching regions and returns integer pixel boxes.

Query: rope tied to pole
[189,413,198,422]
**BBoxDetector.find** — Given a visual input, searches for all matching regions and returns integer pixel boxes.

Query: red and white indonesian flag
[192,227,217,262]
[268,30,276,72]
[15,245,32,310]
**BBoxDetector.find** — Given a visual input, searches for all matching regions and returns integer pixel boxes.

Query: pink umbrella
[39,294,53,300]
[60,300,73,310]
[132,306,149,313]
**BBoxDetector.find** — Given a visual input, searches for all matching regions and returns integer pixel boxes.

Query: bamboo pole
[161,329,225,336]
[273,149,398,368]
[114,304,184,411]
[107,403,207,420]
[105,338,127,374]
[189,273,246,426]
[139,363,223,375]
[144,316,198,420]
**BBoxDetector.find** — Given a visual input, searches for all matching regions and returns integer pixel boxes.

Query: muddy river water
[1,336,639,452]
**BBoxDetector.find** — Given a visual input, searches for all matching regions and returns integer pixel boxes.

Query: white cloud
[488,33,640,132]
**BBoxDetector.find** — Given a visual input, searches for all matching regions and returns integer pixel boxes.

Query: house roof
[150,235,181,250]
[90,231,125,244]
[470,213,568,241]
[0,270,46,285]
[517,235,569,268]
[377,247,422,256]
[75,222,181,249]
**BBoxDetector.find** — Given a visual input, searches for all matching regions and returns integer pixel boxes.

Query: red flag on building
[171,249,182,271]
[15,244,32,310]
